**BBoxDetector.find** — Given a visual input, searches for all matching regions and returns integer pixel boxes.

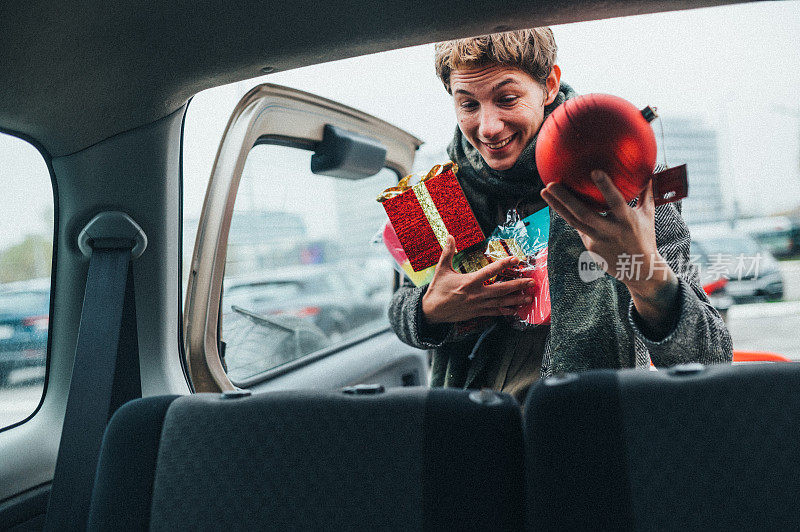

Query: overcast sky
[1,1,798,249]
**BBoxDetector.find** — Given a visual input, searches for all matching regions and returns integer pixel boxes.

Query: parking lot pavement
[721,260,800,361]
[779,260,800,302]
[728,300,800,361]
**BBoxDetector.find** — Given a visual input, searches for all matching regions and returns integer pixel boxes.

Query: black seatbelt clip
[78,211,147,259]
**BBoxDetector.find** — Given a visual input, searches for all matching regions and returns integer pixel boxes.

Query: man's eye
[460,101,478,111]
[498,96,518,105]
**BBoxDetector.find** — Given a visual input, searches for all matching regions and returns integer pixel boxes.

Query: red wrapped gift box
[378,163,484,271]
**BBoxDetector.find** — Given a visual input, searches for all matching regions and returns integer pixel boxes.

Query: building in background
[330,171,398,262]
[657,117,726,226]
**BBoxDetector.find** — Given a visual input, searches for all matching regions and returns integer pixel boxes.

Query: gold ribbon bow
[376,161,459,203]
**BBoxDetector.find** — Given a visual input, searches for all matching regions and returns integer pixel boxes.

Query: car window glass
[226,282,303,306]
[0,132,53,430]
[215,145,395,382]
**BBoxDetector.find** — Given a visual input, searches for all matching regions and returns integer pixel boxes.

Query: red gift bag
[482,239,550,326]
[492,248,550,326]
[517,248,551,325]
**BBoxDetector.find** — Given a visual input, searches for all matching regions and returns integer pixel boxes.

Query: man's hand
[421,235,535,324]
[541,170,680,338]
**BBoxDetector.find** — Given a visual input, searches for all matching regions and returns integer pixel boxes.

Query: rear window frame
[0,127,59,435]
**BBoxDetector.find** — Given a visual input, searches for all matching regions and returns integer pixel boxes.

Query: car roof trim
[0,0,751,156]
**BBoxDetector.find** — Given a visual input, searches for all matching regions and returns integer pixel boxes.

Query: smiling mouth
[483,134,515,150]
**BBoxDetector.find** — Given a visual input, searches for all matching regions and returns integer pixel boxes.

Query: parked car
[223,265,385,339]
[220,265,388,380]
[702,277,733,324]
[0,279,50,386]
[691,228,784,303]
[734,216,797,259]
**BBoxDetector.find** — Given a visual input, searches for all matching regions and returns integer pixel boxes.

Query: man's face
[450,64,549,171]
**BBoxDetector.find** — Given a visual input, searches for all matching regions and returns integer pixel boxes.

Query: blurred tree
[0,234,52,283]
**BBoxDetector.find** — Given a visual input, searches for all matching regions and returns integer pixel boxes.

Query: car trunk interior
[0,0,772,529]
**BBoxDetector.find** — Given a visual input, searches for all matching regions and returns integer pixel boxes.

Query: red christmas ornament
[535,93,658,211]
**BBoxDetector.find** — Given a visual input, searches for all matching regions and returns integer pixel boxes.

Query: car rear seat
[524,363,800,531]
[87,387,524,531]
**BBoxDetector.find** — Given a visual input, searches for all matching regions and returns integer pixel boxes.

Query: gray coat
[388,198,733,403]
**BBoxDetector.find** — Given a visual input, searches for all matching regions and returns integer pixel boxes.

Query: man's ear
[544,65,562,105]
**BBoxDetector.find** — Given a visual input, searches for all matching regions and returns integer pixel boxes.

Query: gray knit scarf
[447,81,637,373]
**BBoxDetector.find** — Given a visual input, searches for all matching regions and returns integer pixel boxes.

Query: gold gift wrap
[455,248,491,274]
[486,239,527,261]
[454,238,526,274]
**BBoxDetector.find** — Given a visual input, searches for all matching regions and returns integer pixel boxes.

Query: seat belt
[45,212,147,532]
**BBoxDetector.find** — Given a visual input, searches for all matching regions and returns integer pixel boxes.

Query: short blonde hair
[435,28,557,94]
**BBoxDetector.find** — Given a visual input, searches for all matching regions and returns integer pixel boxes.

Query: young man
[388,28,732,403]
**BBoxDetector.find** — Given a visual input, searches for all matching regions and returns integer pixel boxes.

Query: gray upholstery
[619,365,800,530]
[524,363,800,531]
[150,391,426,530]
[90,387,524,531]
[88,395,180,531]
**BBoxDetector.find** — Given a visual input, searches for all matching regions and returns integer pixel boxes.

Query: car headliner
[0,0,748,157]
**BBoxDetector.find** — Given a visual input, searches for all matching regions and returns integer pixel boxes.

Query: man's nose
[478,107,504,140]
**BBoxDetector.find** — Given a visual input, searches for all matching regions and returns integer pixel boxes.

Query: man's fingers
[435,235,457,273]
[637,178,655,213]
[482,277,534,297]
[483,291,532,309]
[541,186,599,236]
[590,170,627,213]
[544,183,608,230]
[471,255,520,284]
